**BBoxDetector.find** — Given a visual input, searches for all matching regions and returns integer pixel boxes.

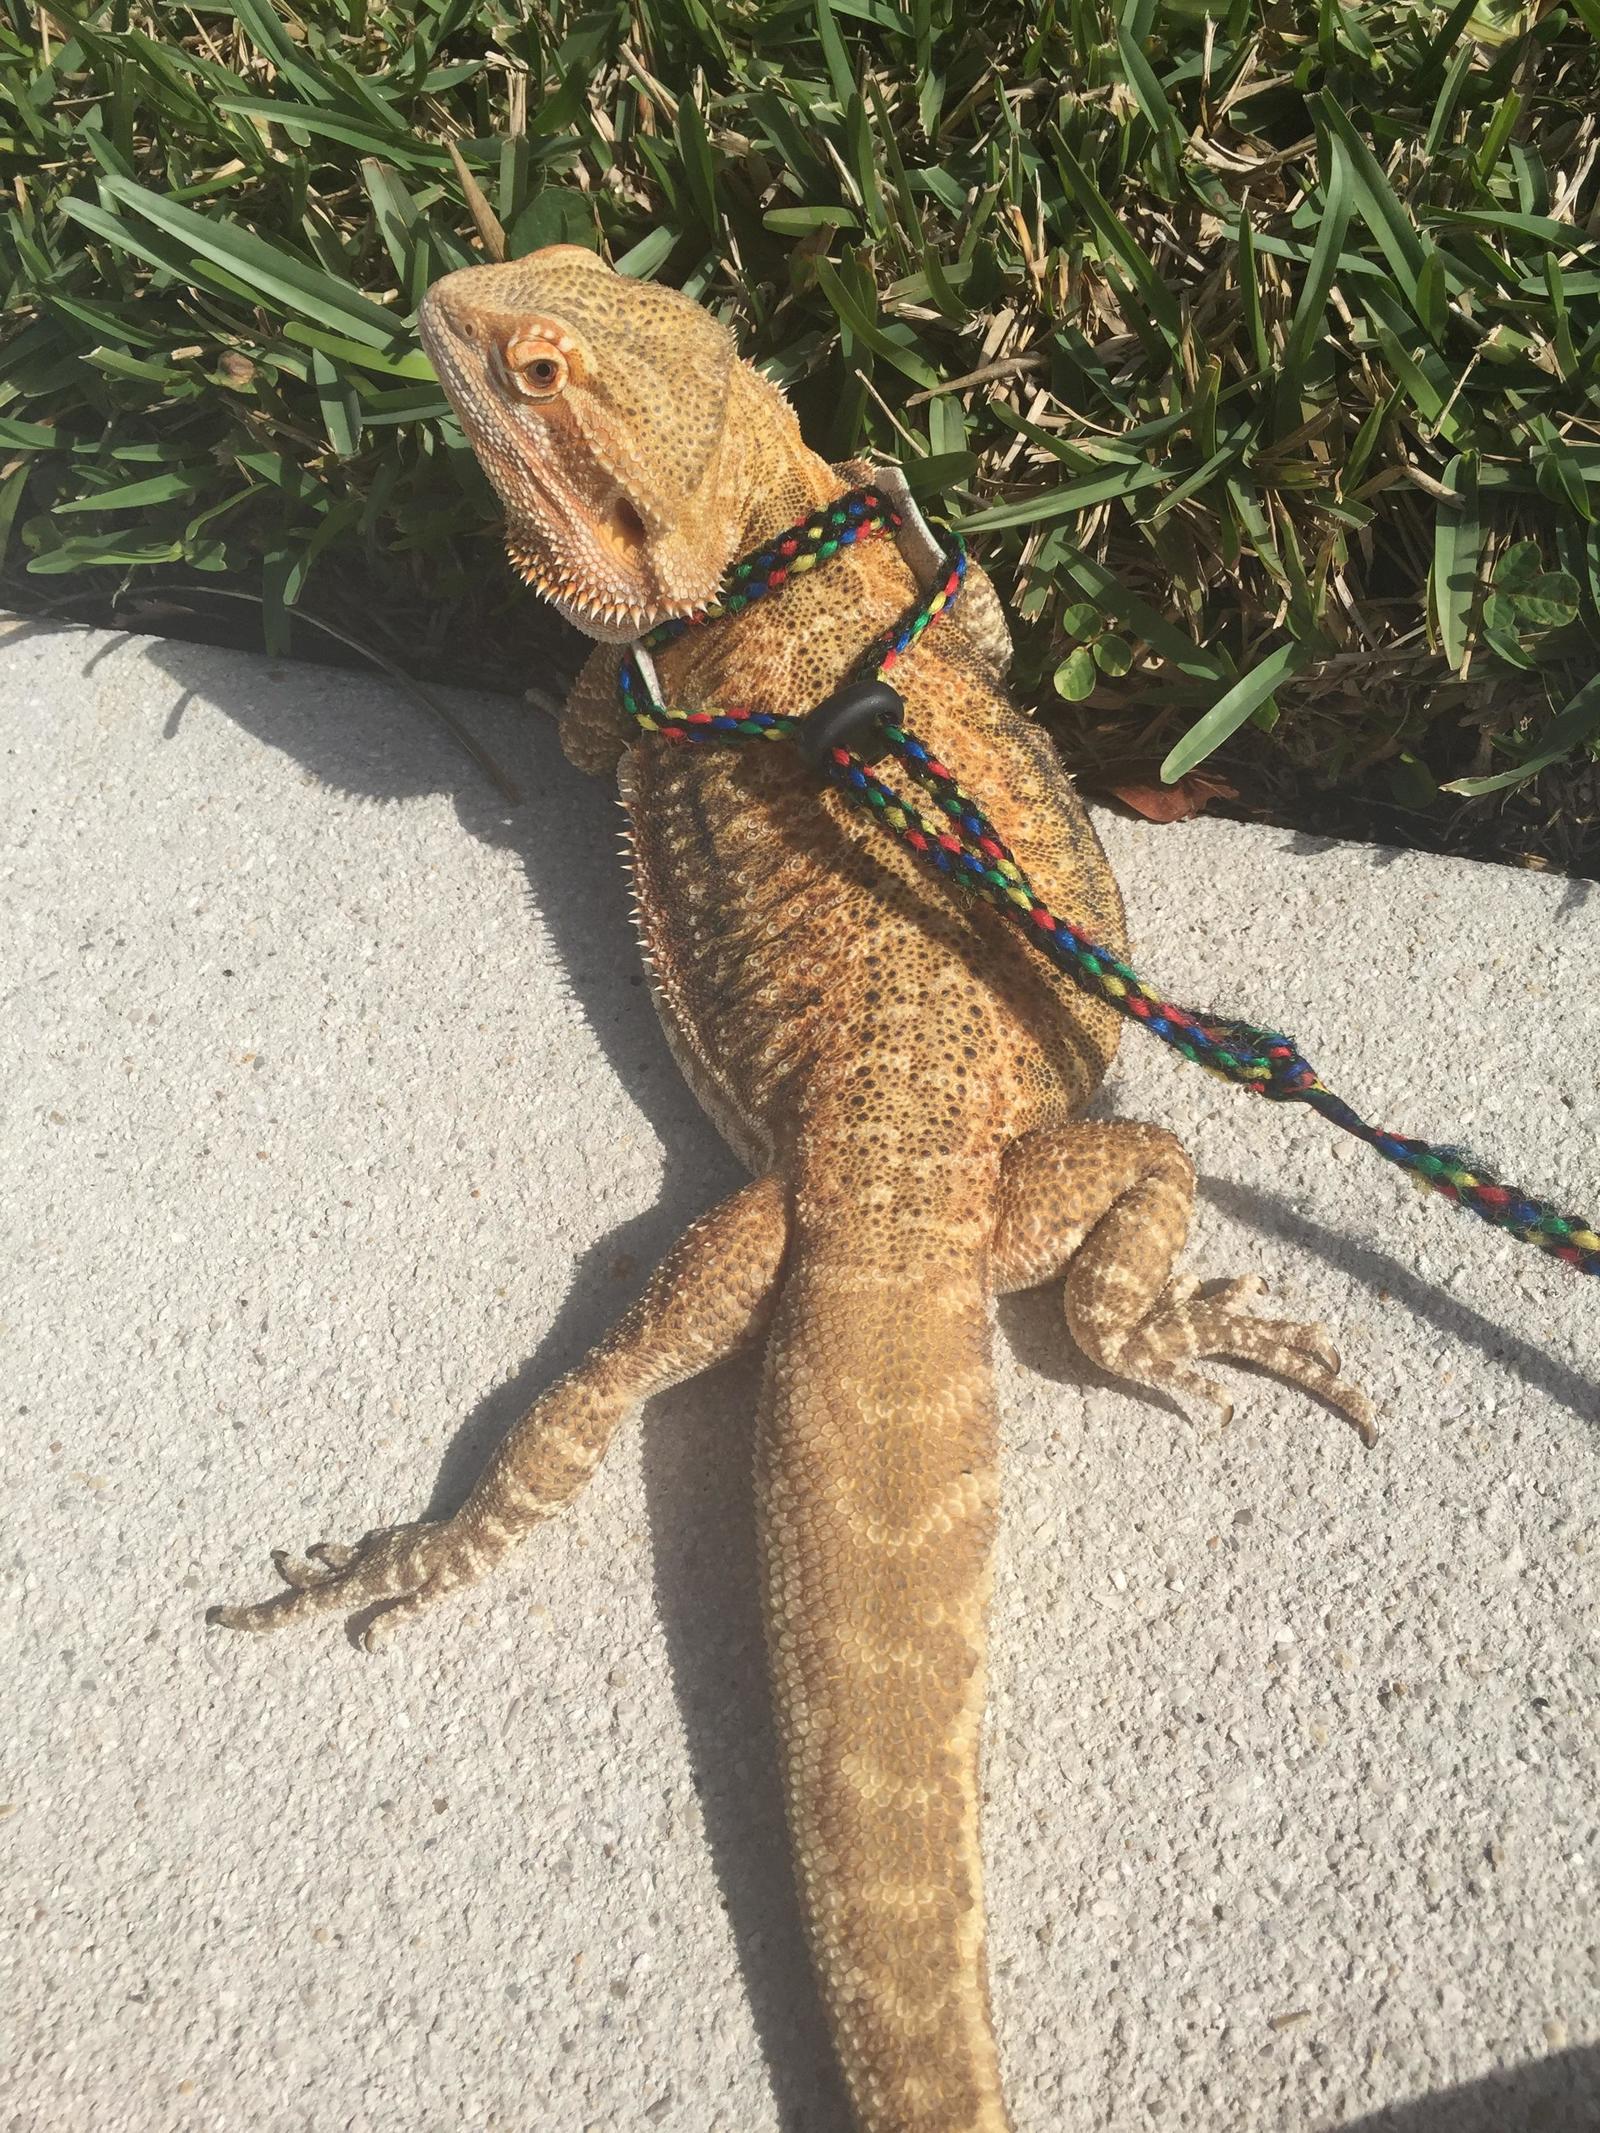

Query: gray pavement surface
[3,612,1597,2133]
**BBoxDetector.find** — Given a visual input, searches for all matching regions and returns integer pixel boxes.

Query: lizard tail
[756,1169,1012,2133]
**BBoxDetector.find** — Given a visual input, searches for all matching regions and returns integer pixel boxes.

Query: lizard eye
[503,336,569,400]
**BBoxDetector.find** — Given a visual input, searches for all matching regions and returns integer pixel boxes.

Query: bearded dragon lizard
[215,247,1372,2133]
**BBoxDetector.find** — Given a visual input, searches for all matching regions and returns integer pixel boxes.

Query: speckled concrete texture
[3,614,1596,2133]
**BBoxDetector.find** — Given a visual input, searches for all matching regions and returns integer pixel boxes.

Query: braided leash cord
[618,488,1600,1281]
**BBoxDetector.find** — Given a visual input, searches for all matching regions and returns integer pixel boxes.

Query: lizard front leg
[992,1120,1374,1441]
[212,1173,788,1647]
[558,641,631,776]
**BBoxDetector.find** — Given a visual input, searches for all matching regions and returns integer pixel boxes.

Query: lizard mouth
[506,489,715,641]
[597,494,649,561]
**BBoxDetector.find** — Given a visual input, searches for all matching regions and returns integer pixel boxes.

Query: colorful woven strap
[618,487,1599,1281]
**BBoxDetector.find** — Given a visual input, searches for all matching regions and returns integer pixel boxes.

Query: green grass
[4,0,1600,827]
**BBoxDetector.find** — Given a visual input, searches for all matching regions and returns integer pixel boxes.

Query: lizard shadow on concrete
[640,1364,857,2133]
[1337,2042,1600,2133]
[131,630,848,2132]
[1203,1179,1597,1428]
[995,1169,1596,1434]
[131,627,744,1374]
[1556,872,1596,922]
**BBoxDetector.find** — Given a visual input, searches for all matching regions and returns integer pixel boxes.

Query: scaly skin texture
[216,248,1373,2133]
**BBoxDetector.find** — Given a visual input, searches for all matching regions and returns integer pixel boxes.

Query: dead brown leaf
[1103,770,1240,822]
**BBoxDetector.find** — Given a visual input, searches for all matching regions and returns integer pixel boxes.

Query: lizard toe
[1118,1276,1375,1446]
[359,1582,450,1651]
[211,1520,450,1635]
[307,1540,362,1573]
[1165,1366,1234,1425]
[271,1546,341,1590]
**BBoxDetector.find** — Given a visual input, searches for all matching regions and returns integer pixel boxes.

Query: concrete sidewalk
[3,613,1596,2133]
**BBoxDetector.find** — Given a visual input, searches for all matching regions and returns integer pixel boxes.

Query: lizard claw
[1123,1274,1376,1447]
[307,1540,362,1573]
[1162,1366,1235,1427]
[269,1547,340,1590]
[210,1517,471,1646]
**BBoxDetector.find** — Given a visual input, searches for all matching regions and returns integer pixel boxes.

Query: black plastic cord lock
[795,677,905,770]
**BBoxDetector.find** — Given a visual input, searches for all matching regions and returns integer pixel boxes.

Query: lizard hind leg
[993,1120,1375,1444]
[211,1172,789,1649]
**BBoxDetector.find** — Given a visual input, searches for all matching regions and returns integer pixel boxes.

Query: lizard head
[419,247,743,641]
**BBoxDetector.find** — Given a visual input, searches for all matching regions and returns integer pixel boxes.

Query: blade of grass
[675,90,719,236]
[0,463,31,569]
[815,0,856,104]
[27,532,186,571]
[310,349,361,457]
[813,257,939,386]
[1431,452,1480,673]
[1049,132,1182,337]
[1160,640,1310,781]
[1277,133,1354,418]
[958,460,1165,531]
[226,0,331,99]
[216,99,453,167]
[85,177,403,347]
[446,138,507,260]
[282,322,434,377]
[1238,213,1270,374]
[1116,26,1182,185]
[1149,438,1246,528]
[763,206,859,234]
[56,471,206,512]
[1445,671,1600,794]
[1424,40,1475,157]
[845,91,887,237]
[1315,92,1434,334]
[612,225,679,278]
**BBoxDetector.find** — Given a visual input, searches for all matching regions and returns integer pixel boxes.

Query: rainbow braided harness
[619,484,1600,1283]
